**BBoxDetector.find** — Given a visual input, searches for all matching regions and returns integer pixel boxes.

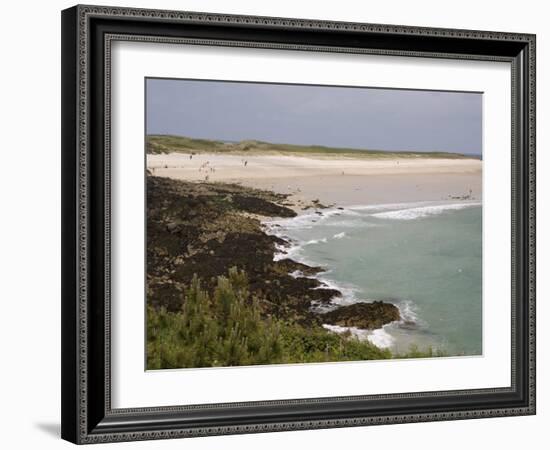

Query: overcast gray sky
[146,78,482,154]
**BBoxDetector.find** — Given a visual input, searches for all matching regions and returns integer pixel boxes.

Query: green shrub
[147,268,392,369]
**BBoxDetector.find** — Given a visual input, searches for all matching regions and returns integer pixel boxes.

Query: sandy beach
[147,152,482,207]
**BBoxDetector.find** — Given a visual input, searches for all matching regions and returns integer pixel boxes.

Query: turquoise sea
[265,201,482,356]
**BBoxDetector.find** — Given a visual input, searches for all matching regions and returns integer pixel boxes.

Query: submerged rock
[322,301,400,330]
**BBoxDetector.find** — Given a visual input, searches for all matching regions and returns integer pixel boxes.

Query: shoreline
[146,175,401,348]
[147,152,482,209]
[146,149,482,358]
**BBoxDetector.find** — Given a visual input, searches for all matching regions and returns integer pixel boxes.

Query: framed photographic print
[61,4,536,444]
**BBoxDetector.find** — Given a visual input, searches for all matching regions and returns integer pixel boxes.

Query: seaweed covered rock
[322,301,400,330]
[146,175,339,323]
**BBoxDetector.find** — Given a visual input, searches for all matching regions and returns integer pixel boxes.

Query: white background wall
[0,0,546,448]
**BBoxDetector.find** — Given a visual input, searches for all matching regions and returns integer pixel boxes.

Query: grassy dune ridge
[147,134,475,159]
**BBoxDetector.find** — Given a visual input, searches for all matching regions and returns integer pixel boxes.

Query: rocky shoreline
[147,175,400,335]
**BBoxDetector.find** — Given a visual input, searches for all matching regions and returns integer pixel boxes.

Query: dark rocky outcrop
[322,302,400,329]
[147,176,340,325]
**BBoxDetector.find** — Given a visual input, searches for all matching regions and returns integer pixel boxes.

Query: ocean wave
[322,324,368,340]
[263,215,314,231]
[322,324,395,349]
[346,201,430,213]
[271,236,329,262]
[267,201,481,237]
[313,277,359,305]
[393,299,426,331]
[272,242,302,262]
[326,220,379,229]
[304,237,327,245]
[396,299,420,324]
[333,232,346,239]
[367,327,396,348]
[264,207,362,231]
[371,201,481,221]
[267,200,480,231]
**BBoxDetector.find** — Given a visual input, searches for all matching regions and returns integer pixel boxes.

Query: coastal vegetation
[147,268,391,369]
[147,134,474,159]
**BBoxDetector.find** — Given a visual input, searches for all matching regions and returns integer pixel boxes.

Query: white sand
[147,152,482,206]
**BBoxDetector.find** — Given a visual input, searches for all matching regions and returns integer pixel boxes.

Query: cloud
[146,78,482,154]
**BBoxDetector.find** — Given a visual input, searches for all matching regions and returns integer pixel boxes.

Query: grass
[146,134,474,159]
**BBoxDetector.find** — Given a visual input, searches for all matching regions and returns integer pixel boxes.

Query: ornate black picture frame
[61,4,536,444]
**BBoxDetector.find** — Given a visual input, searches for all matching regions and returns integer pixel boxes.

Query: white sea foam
[371,201,481,221]
[367,327,396,348]
[304,237,327,245]
[396,299,420,324]
[265,207,362,231]
[272,242,302,261]
[289,270,304,279]
[347,201,430,213]
[322,324,369,340]
[269,201,481,235]
[267,201,480,231]
[270,235,330,262]
[327,220,378,229]
[322,324,395,349]
[333,232,346,239]
[264,215,314,231]
[314,277,359,306]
